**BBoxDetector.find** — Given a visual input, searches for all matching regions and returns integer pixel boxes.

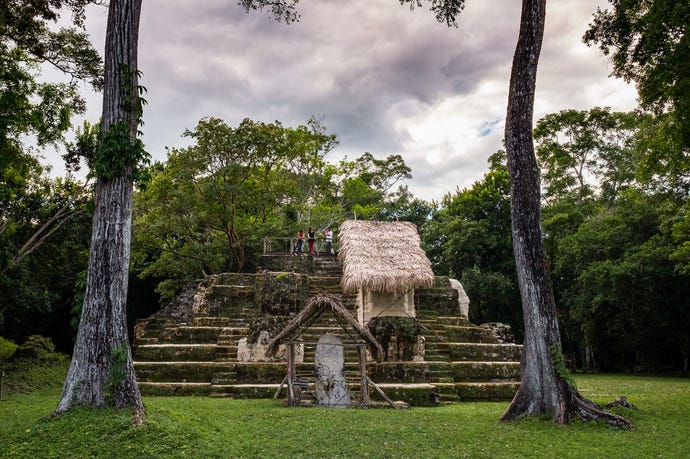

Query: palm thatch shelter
[265,293,384,361]
[265,294,386,407]
[338,220,434,323]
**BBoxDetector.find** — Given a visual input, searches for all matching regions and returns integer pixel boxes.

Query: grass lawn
[0,373,688,458]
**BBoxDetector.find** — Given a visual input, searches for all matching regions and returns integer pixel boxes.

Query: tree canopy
[584,0,690,151]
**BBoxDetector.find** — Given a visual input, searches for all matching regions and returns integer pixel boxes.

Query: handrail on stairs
[263,236,338,256]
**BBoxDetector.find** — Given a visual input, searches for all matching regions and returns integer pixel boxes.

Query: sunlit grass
[1,373,688,458]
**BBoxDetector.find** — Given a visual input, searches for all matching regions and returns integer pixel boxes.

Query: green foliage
[238,0,301,23]
[0,357,68,395]
[549,343,577,390]
[64,67,151,182]
[106,346,128,402]
[132,117,338,299]
[584,1,690,149]
[553,189,690,372]
[0,1,102,151]
[14,335,56,360]
[0,173,91,348]
[0,335,68,395]
[633,112,690,194]
[531,106,690,373]
[93,120,148,181]
[337,152,415,220]
[3,374,690,457]
[0,336,18,362]
[0,1,97,352]
[534,107,641,204]
[669,201,690,274]
[399,0,467,28]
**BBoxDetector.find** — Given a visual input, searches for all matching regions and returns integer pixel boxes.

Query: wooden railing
[263,236,338,255]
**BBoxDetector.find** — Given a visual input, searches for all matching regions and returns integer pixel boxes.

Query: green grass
[1,374,688,458]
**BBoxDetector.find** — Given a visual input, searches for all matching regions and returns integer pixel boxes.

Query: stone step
[308,276,342,286]
[194,317,237,327]
[157,325,224,344]
[451,361,521,382]
[455,381,520,401]
[448,343,522,362]
[135,344,217,362]
[444,325,499,344]
[436,316,472,326]
[211,371,238,385]
[214,345,238,359]
[138,382,212,396]
[138,380,517,405]
[134,361,233,382]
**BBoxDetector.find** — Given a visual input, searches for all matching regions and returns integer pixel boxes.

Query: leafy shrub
[2,335,69,394]
[14,335,59,361]
[0,336,18,362]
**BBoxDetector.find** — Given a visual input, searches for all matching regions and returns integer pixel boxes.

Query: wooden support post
[366,376,398,409]
[274,376,287,399]
[286,343,298,406]
[358,345,369,407]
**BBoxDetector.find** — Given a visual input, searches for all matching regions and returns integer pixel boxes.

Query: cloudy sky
[57,0,638,201]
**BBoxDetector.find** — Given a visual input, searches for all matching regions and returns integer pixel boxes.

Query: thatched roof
[266,293,384,362]
[338,220,434,294]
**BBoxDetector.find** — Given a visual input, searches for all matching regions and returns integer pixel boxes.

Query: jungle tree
[56,0,146,419]
[56,0,303,421]
[400,0,631,426]
[132,117,337,299]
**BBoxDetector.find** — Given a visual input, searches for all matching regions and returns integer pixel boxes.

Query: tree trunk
[500,0,630,428]
[56,0,144,423]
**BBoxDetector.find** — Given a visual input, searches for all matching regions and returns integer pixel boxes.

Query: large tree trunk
[56,0,144,423]
[500,0,630,428]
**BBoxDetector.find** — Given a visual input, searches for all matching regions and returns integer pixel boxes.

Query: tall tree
[498,0,630,427]
[534,107,640,205]
[402,0,631,426]
[56,0,145,420]
[58,1,301,421]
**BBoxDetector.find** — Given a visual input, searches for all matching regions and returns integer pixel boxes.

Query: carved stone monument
[314,335,351,407]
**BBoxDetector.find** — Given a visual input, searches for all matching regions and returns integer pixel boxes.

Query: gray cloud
[56,0,636,201]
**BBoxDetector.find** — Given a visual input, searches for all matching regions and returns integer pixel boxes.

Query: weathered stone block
[449,343,522,362]
[451,361,521,382]
[234,362,286,383]
[135,344,217,362]
[444,325,499,344]
[455,382,519,401]
[368,362,430,383]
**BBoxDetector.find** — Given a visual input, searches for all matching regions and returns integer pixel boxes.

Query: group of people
[295,226,334,255]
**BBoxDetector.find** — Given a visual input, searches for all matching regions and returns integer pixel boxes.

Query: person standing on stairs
[307,227,316,255]
[295,229,305,254]
[324,226,334,255]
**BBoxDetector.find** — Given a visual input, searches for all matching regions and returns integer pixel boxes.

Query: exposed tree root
[501,388,634,429]
[132,407,144,426]
[605,396,638,410]
[572,391,634,429]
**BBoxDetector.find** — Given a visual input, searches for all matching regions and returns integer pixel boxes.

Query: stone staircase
[133,255,522,405]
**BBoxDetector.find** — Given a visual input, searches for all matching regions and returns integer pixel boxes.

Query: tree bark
[500,0,630,428]
[56,0,144,423]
